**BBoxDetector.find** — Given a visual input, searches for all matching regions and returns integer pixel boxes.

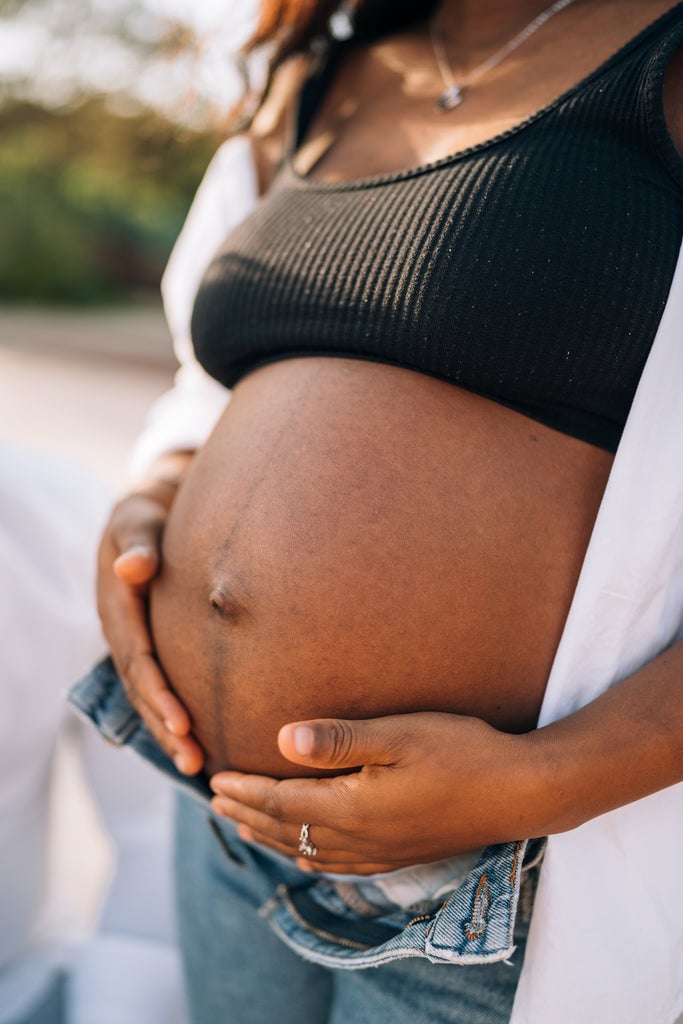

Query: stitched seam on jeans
[278,887,374,951]
[509,841,523,888]
[406,912,433,927]
[464,873,491,941]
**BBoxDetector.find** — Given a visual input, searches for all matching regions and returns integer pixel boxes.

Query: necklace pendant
[436,84,463,112]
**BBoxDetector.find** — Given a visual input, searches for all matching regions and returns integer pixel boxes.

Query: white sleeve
[67,731,187,1024]
[129,134,260,482]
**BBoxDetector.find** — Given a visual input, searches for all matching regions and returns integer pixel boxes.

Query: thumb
[110,498,165,585]
[113,544,159,585]
[278,716,408,771]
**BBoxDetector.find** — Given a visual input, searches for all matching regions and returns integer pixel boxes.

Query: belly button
[209,583,249,621]
[209,586,234,618]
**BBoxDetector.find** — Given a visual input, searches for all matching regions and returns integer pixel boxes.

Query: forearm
[529,637,683,835]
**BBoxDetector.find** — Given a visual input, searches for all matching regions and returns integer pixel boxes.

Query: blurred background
[0,0,257,485]
[0,0,256,942]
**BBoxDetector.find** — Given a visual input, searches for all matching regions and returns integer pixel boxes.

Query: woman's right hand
[97,452,204,774]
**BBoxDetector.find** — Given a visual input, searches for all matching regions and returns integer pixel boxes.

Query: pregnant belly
[150,357,613,778]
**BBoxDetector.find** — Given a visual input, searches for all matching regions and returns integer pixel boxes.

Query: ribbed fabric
[191,6,683,451]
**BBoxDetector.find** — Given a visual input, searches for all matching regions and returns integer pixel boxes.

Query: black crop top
[191,6,683,451]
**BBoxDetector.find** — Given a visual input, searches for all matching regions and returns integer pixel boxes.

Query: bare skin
[295,0,683,182]
[97,0,683,870]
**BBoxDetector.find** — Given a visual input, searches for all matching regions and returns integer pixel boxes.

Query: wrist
[520,643,683,838]
[520,713,621,838]
[496,725,581,841]
[520,724,580,837]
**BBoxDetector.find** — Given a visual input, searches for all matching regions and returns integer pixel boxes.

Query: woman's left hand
[210,712,550,874]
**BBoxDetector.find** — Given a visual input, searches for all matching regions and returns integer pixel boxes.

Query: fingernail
[293,725,315,756]
[158,696,187,734]
[164,718,186,736]
[125,545,155,558]
[174,754,190,774]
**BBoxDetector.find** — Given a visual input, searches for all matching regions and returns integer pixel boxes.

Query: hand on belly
[209,710,546,871]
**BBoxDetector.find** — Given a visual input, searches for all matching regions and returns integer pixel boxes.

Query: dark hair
[237,0,440,125]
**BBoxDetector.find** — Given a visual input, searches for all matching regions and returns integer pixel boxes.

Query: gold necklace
[430,0,580,111]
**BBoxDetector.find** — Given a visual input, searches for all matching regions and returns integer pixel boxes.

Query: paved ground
[0,304,174,489]
[0,303,175,367]
[0,304,175,935]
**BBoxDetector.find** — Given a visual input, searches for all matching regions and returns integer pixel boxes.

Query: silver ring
[298,823,318,858]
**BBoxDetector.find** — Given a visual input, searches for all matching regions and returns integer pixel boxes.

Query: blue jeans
[6,975,65,1024]
[70,658,543,1024]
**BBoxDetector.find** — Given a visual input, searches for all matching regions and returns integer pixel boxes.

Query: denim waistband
[69,656,543,969]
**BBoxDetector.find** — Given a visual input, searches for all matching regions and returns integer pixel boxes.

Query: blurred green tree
[0,0,234,304]
[0,98,220,303]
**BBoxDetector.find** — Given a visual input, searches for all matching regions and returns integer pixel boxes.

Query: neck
[436,0,567,46]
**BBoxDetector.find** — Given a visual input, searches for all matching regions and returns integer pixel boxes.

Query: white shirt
[0,445,187,1024]
[128,136,258,482]
[131,136,683,1024]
